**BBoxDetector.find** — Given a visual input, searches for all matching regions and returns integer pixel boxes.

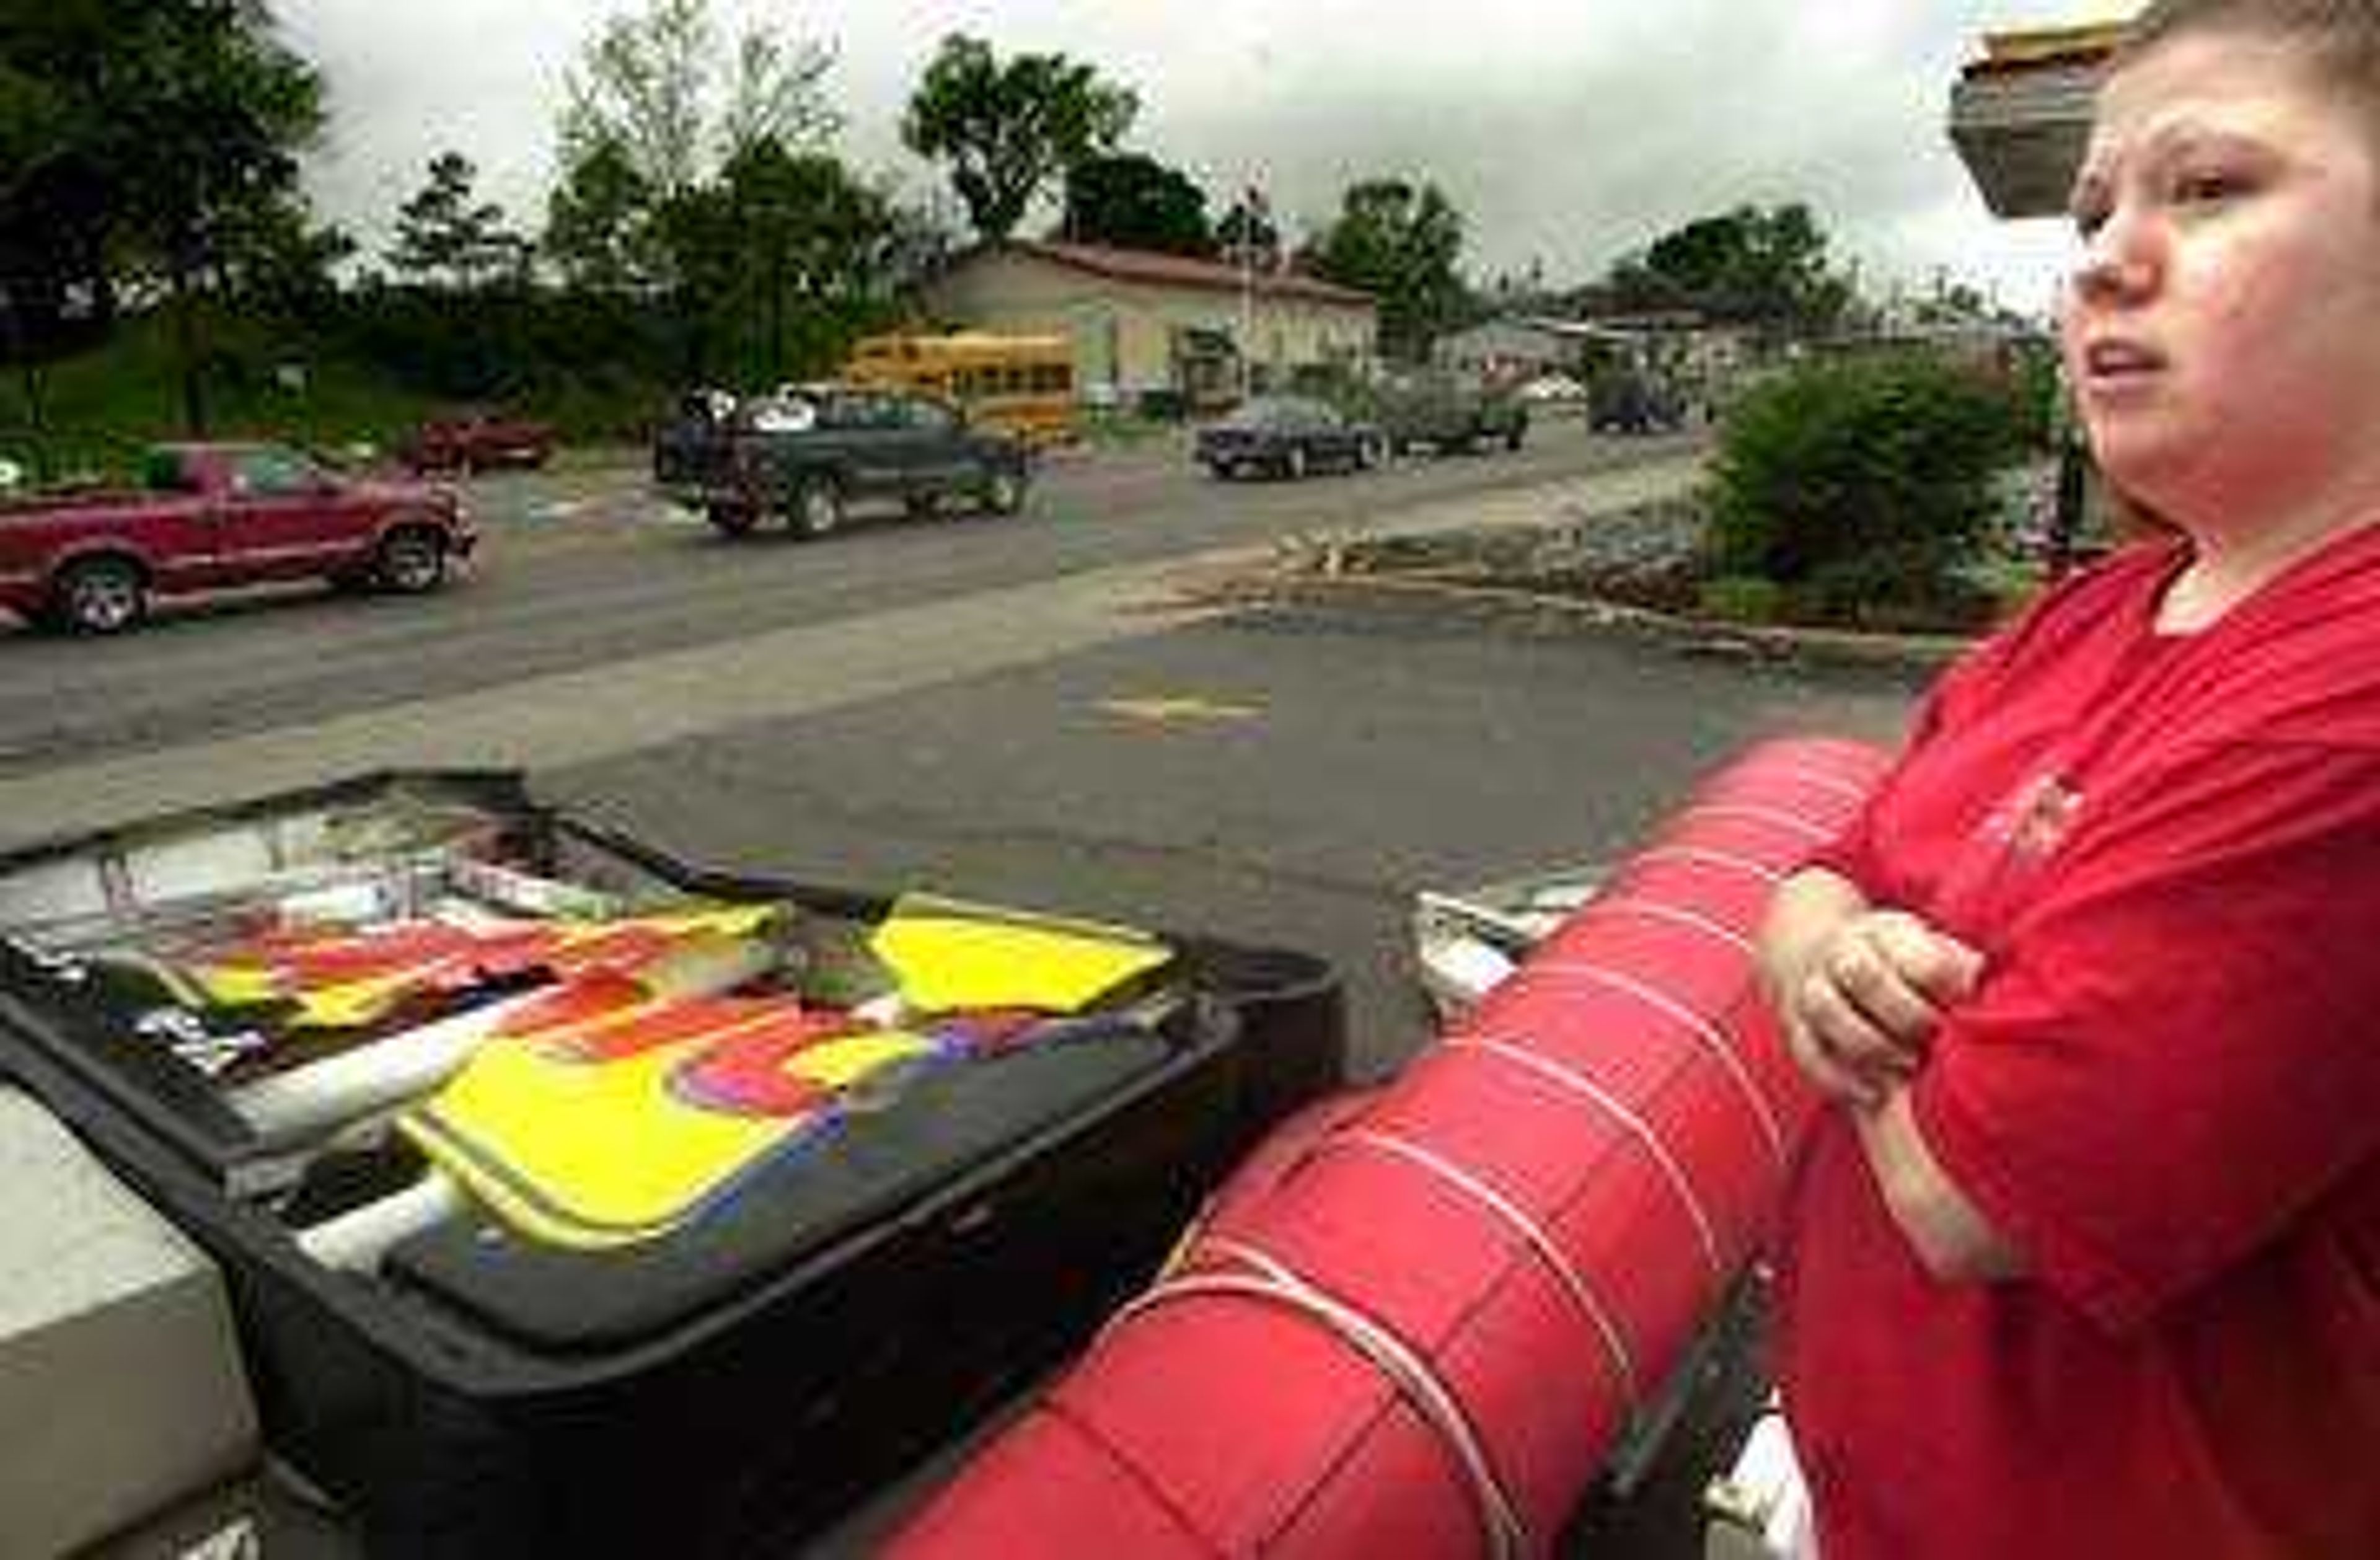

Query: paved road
[0,421,1701,778]
[653,594,1921,1556]
[0,422,1714,837]
[2,419,1933,1555]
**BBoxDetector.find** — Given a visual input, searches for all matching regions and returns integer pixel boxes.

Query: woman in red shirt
[1762,3,2380,1555]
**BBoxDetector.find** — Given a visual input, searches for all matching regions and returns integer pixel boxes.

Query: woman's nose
[2071,211,2158,305]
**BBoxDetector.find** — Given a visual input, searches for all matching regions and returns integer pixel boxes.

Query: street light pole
[1236,182,1269,402]
[1238,242,1254,401]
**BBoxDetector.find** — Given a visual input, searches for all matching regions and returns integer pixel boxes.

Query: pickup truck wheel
[374,527,447,594]
[1353,438,1381,471]
[53,557,147,635]
[1505,426,1526,452]
[979,467,1026,516]
[791,478,844,540]
[707,503,759,538]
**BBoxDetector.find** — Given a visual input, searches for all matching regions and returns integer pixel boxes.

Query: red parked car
[0,442,477,634]
[397,411,557,475]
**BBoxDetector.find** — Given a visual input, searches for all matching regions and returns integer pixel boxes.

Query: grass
[1,309,1186,483]
[1074,408,1191,451]
[6,315,407,479]
[0,310,670,482]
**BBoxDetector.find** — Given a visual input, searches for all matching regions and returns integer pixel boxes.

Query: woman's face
[2062,33,2380,524]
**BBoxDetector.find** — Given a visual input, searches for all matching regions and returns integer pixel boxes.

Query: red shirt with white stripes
[1776,528,2380,1559]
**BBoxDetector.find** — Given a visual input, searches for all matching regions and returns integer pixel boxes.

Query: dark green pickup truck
[1372,371,1530,456]
[653,384,1031,539]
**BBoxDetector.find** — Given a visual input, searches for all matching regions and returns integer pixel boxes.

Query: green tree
[2,4,126,348]
[557,0,839,203]
[1060,152,1214,257]
[0,0,326,431]
[1304,177,1468,363]
[211,192,353,323]
[388,152,530,292]
[1597,253,1694,316]
[718,29,841,163]
[900,33,1138,242]
[710,140,894,382]
[1616,202,1852,342]
[543,133,663,296]
[877,193,961,299]
[631,143,904,386]
[549,0,846,381]
[557,0,703,202]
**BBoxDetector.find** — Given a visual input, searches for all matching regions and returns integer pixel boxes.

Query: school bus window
[838,332,1078,447]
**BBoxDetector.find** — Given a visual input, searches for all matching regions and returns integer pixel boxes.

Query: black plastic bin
[0,771,1344,1555]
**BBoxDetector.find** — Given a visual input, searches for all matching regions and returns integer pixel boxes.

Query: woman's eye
[2172,170,2244,205]
[2070,203,2109,240]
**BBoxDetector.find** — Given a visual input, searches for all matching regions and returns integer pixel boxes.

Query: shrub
[1784,542,2003,633]
[2001,340,2065,453]
[1697,574,1784,623]
[1706,351,2025,622]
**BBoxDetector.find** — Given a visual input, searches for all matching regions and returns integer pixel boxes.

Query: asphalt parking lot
[19,428,1932,1557]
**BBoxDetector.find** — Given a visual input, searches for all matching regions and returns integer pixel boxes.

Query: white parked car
[1517,372,1589,405]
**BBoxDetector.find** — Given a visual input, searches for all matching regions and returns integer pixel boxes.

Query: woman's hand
[1760,871,1984,1109]
[1786,910,1983,1106]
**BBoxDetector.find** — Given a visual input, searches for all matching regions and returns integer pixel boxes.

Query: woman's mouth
[2083,338,2166,379]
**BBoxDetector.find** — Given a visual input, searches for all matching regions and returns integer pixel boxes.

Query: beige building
[1435,312,1753,402]
[917,240,1378,410]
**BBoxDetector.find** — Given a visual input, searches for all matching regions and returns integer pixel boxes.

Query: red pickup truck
[0,442,477,634]
[397,412,557,475]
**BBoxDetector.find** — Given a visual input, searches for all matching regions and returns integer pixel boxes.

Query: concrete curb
[1184,496,1980,676]
[1205,571,1973,672]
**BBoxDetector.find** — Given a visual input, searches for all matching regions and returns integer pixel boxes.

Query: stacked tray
[0,771,1344,1555]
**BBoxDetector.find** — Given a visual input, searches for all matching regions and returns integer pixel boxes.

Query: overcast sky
[279,0,2133,318]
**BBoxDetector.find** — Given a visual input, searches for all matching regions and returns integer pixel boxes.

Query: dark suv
[1588,369,1691,434]
[653,385,1031,539]
[1372,371,1529,455]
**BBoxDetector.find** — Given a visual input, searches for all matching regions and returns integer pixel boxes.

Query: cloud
[278,0,2100,313]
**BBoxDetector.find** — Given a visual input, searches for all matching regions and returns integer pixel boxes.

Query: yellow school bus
[842,332,1078,449]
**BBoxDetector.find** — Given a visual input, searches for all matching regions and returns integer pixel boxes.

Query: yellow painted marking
[1096,695,1263,725]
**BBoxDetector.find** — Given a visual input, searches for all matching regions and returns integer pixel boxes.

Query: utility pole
[1238,245,1254,401]
[1237,183,1268,402]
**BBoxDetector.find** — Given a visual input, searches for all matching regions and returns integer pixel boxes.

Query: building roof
[1444,312,1719,345]
[985,239,1378,311]
[1948,19,2123,219]
[1545,309,1717,335]
[1962,20,2123,78]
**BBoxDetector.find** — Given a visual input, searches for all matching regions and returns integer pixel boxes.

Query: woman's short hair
[2116,0,2380,135]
